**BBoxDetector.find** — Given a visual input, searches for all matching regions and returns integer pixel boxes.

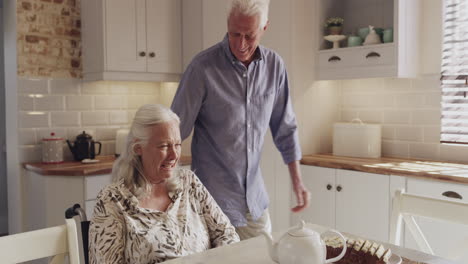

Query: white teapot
[261,221,347,264]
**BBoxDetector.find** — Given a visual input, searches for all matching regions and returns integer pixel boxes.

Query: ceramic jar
[42,132,64,164]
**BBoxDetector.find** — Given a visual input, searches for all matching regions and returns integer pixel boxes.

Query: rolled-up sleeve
[269,64,302,164]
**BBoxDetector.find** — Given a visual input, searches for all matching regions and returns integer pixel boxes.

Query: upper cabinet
[316,0,421,80]
[81,0,182,82]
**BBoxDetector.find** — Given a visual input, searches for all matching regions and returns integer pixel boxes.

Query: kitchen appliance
[115,129,130,157]
[66,131,102,161]
[42,132,64,164]
[333,119,381,158]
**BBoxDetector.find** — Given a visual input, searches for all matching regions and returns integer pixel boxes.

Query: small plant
[324,17,344,28]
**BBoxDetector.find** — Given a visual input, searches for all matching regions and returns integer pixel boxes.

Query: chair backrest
[389,189,468,258]
[0,216,85,264]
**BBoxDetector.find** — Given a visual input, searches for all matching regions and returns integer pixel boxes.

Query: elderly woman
[89,104,240,264]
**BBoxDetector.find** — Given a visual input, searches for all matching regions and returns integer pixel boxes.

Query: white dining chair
[389,189,468,260]
[0,216,85,264]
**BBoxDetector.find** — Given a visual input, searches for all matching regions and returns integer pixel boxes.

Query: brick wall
[17,0,82,78]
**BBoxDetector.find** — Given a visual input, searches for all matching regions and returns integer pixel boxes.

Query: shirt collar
[221,33,264,64]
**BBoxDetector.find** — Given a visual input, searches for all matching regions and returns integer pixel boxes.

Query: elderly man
[171,0,309,240]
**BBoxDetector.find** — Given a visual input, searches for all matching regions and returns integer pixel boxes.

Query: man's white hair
[227,0,270,29]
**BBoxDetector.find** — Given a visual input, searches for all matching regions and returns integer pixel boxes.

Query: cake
[324,236,392,264]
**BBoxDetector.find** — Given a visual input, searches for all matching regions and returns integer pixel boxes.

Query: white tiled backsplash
[17,78,179,163]
[335,74,468,163]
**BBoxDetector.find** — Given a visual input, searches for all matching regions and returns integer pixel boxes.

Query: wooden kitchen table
[163,223,460,264]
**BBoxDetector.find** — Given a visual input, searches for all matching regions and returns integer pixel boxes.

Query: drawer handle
[442,191,463,200]
[139,51,146,57]
[336,185,342,192]
[149,52,156,58]
[365,52,381,58]
[328,56,341,62]
[326,184,333,191]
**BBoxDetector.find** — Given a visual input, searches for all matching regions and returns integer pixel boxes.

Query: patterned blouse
[89,168,240,264]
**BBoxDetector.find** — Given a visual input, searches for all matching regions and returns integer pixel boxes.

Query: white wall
[332,0,468,163]
[3,0,20,234]
[0,0,9,235]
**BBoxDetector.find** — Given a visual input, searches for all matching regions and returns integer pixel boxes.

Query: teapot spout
[260,230,279,263]
[66,140,76,156]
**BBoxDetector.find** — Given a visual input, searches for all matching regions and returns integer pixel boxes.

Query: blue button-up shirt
[171,35,301,226]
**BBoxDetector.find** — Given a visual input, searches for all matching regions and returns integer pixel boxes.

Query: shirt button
[247,124,251,128]
[248,148,251,152]
[247,99,250,103]
[243,73,247,78]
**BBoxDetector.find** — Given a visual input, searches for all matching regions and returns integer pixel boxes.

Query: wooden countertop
[23,155,192,176]
[301,154,468,185]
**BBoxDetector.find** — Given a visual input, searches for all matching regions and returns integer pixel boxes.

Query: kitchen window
[440,0,468,144]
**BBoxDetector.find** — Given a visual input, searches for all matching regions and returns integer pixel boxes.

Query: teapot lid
[287,220,319,237]
[76,131,92,140]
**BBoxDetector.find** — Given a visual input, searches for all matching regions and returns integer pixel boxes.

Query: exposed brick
[21,1,32,10]
[67,0,76,7]
[25,35,39,43]
[17,0,82,78]
[61,7,70,16]
[70,59,80,68]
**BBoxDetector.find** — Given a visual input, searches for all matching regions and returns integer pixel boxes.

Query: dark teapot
[66,131,102,161]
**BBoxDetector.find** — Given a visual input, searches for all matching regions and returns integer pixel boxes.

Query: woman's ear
[134,143,142,155]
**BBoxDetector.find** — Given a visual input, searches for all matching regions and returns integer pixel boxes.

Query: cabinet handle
[326,184,333,191]
[365,52,381,59]
[442,191,463,200]
[336,185,342,192]
[328,56,341,62]
[139,51,146,57]
[149,52,156,58]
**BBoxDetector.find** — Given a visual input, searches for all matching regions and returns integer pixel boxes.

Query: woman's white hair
[112,104,181,199]
[227,0,270,29]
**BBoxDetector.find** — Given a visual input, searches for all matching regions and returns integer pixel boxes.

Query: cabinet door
[336,170,389,242]
[405,179,468,262]
[105,0,147,72]
[146,0,182,73]
[292,166,335,228]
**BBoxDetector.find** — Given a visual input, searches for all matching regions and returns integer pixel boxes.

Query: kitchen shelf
[316,0,421,80]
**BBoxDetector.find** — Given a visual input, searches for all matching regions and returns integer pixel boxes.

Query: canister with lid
[42,132,64,164]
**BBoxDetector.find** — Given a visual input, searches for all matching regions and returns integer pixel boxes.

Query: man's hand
[288,161,310,212]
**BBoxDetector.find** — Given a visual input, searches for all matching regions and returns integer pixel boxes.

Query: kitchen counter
[301,154,468,185]
[23,155,192,176]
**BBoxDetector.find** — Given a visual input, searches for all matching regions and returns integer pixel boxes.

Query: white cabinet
[293,165,390,242]
[316,0,421,80]
[404,178,468,262]
[81,0,182,82]
[24,171,112,230]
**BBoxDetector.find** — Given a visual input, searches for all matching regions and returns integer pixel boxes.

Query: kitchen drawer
[318,50,354,69]
[407,178,468,203]
[85,174,113,200]
[355,45,395,66]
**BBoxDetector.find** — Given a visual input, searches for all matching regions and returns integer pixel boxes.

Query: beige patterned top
[89,168,240,264]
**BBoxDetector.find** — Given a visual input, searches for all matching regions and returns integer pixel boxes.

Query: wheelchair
[65,204,90,264]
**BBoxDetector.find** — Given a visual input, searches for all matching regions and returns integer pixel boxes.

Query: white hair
[112,104,181,199]
[227,0,270,29]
